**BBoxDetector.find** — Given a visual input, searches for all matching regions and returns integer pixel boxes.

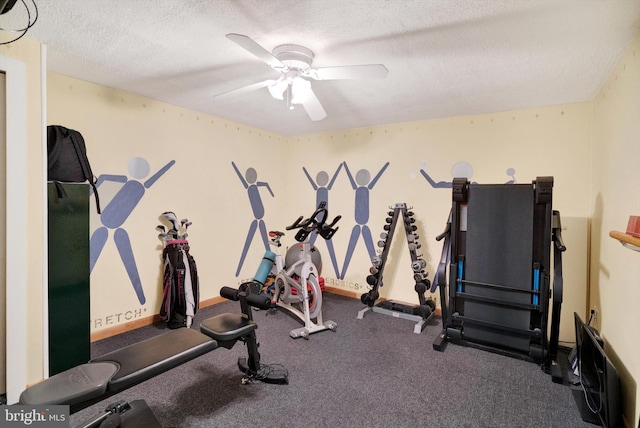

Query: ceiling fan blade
[214,79,276,100]
[226,33,286,70]
[310,64,389,80]
[301,93,327,121]
[291,78,326,121]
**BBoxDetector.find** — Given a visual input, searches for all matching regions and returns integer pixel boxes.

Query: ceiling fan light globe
[291,77,311,104]
[267,79,287,100]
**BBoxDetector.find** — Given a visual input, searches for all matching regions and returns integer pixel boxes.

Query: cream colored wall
[47,71,595,347]
[47,73,287,333]
[0,39,44,390]
[591,33,640,426]
[285,104,592,341]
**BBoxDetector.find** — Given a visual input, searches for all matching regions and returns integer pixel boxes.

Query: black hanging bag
[47,125,101,213]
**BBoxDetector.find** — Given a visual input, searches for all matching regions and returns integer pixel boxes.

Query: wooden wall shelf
[609,230,640,252]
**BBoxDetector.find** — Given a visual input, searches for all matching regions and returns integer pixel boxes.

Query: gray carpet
[72,293,592,428]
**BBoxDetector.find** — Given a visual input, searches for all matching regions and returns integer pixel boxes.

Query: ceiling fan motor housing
[272,44,314,72]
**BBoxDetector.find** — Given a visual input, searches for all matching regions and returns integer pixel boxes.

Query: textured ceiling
[2,0,640,136]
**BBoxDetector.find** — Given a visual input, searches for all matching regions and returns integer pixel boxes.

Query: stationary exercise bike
[257,202,341,339]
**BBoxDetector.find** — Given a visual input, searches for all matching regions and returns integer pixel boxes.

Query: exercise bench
[18,283,287,427]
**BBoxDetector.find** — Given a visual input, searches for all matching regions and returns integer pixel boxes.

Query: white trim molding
[0,54,29,404]
[41,44,49,381]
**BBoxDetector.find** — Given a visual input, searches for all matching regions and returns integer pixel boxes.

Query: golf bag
[160,240,199,329]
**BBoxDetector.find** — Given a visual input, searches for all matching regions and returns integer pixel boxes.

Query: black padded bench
[19,327,218,412]
[18,284,286,427]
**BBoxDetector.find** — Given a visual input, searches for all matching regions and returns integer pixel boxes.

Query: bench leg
[77,400,162,428]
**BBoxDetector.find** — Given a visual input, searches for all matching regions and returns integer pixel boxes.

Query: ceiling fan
[215,33,389,121]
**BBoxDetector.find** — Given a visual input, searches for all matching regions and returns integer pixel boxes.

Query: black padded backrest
[91,327,218,392]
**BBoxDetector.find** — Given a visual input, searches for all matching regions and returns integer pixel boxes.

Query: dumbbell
[366,274,378,286]
[360,290,380,307]
[418,304,432,319]
[413,273,428,283]
[412,259,427,272]
[414,280,428,295]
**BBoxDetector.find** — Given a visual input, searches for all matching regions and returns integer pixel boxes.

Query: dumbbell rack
[357,203,436,333]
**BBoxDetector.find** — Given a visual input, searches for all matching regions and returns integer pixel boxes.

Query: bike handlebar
[285,216,304,231]
[285,202,341,242]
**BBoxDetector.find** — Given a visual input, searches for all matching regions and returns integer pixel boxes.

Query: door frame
[0,53,29,404]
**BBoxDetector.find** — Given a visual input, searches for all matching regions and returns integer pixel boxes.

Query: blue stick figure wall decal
[303,164,343,278]
[420,162,517,186]
[420,161,474,188]
[90,157,175,305]
[340,161,389,279]
[232,161,275,277]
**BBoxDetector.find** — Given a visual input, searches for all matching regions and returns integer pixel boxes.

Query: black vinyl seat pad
[200,313,257,343]
[19,362,119,406]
